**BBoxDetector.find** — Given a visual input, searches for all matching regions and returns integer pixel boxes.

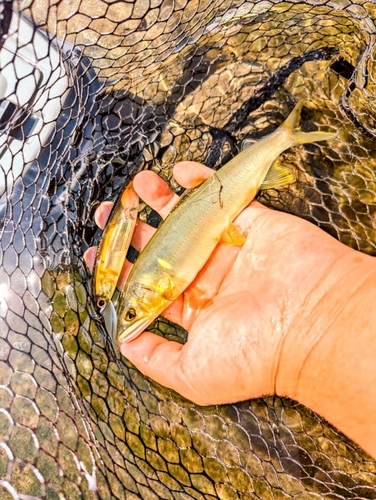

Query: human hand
[85,162,372,408]
[86,161,376,458]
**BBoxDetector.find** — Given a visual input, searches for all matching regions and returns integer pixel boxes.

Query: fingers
[94,201,113,229]
[85,162,220,277]
[133,170,180,219]
[119,325,252,406]
[120,332,205,404]
[94,162,214,230]
[131,220,156,252]
[133,162,214,219]
[173,161,214,188]
[83,247,97,270]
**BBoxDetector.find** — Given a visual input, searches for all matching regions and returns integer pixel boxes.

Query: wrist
[277,247,376,457]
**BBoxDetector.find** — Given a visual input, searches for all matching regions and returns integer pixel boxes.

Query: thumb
[120,331,202,401]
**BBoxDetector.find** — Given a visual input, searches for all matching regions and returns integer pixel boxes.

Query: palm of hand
[85,161,349,405]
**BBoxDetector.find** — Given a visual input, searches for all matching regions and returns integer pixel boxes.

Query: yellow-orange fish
[94,181,139,311]
[116,102,336,342]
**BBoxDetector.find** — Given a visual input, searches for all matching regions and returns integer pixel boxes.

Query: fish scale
[1,0,376,499]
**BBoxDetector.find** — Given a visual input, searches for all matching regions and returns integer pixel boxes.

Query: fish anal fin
[260,163,295,190]
[220,223,247,245]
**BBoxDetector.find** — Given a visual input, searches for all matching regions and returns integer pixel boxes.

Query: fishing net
[0,0,376,498]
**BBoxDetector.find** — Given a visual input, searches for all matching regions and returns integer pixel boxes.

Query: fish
[116,101,336,343]
[93,180,139,311]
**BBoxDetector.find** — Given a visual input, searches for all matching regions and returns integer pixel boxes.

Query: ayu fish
[93,181,139,311]
[116,102,336,343]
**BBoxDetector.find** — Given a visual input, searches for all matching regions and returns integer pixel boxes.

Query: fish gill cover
[0,0,375,499]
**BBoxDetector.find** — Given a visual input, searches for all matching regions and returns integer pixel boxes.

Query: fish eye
[97,299,107,310]
[125,308,137,321]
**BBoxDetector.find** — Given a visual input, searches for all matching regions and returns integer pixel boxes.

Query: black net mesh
[0,0,376,498]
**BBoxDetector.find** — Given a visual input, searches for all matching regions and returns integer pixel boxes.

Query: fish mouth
[101,301,118,339]
[117,317,152,344]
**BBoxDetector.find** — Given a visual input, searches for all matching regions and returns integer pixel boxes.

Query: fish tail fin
[281,101,337,145]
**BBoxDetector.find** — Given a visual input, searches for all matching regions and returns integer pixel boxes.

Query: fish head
[117,282,171,343]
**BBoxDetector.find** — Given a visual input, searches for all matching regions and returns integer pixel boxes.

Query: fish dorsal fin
[260,163,296,190]
[220,223,247,245]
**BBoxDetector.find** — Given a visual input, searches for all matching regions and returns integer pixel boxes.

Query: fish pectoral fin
[260,163,295,190]
[220,223,247,245]
[159,273,188,301]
